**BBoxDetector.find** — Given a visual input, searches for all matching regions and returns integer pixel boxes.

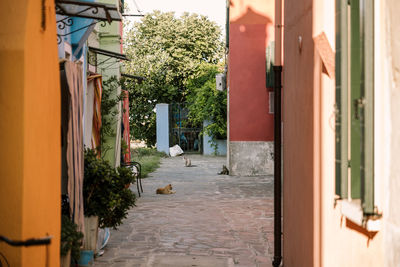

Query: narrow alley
[93,155,274,267]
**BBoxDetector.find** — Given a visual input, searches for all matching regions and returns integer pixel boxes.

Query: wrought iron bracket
[122,14,144,17]
[57,20,107,44]
[55,0,121,22]
[56,0,122,44]
[87,46,130,70]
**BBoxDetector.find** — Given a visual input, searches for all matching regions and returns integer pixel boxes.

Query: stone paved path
[93,155,274,267]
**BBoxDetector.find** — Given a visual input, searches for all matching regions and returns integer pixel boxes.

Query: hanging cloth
[89,75,103,156]
[61,61,85,234]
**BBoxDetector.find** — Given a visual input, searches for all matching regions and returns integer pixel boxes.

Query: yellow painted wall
[0,0,60,266]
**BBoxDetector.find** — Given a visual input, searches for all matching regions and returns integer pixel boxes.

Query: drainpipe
[272,0,283,266]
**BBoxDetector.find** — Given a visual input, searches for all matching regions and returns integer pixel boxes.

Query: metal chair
[122,161,143,197]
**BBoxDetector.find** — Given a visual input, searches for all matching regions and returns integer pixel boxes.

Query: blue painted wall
[203,120,227,155]
[156,104,170,155]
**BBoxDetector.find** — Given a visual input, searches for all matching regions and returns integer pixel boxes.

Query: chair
[122,161,143,197]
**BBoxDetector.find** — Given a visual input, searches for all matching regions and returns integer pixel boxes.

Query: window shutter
[266,41,275,88]
[335,0,375,214]
[335,0,349,198]
[350,0,362,200]
[361,0,374,214]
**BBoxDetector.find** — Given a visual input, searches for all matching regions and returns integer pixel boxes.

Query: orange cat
[156,184,175,194]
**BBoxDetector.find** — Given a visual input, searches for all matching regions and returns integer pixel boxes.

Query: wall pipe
[272,65,282,267]
[272,0,283,266]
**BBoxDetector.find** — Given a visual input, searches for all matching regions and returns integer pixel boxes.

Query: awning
[56,0,123,46]
[88,46,130,61]
[56,0,122,23]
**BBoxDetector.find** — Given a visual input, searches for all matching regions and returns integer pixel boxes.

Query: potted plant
[83,149,136,253]
[117,165,136,188]
[61,215,84,267]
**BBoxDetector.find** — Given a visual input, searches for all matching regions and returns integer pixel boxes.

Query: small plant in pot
[117,165,136,188]
[83,148,136,229]
[61,215,84,266]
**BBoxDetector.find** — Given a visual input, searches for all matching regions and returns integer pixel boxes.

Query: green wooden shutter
[350,0,362,200]
[350,0,375,212]
[335,0,374,214]
[361,0,374,214]
[335,0,349,198]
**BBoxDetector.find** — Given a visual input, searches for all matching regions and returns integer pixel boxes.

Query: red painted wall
[229,2,274,141]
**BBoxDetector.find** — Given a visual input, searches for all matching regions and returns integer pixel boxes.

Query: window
[335,0,375,215]
[266,40,274,114]
[269,92,274,114]
[266,41,275,88]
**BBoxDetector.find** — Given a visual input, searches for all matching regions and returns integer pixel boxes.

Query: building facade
[281,0,400,266]
[227,0,275,176]
[0,0,61,266]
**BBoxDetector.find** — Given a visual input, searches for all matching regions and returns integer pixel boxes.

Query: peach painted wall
[228,0,274,141]
[0,0,61,266]
[282,0,315,265]
[283,0,385,266]
[384,0,400,265]
[314,1,384,266]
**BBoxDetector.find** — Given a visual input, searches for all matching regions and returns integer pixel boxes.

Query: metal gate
[169,103,202,153]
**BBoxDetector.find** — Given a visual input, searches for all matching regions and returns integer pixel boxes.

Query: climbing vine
[186,63,227,141]
[100,77,124,157]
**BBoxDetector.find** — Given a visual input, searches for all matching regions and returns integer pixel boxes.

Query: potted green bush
[117,164,136,188]
[61,215,84,267]
[84,148,136,228]
[83,148,136,253]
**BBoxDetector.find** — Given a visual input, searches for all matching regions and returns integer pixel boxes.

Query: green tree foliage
[186,63,227,140]
[123,11,224,145]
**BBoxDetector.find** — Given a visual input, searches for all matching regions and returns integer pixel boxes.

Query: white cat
[183,156,192,167]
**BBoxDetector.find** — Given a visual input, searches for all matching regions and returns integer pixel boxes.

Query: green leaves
[83,149,136,229]
[100,77,125,155]
[61,215,84,260]
[123,11,224,145]
[186,63,227,140]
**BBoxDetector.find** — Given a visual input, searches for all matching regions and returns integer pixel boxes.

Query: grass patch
[131,148,167,178]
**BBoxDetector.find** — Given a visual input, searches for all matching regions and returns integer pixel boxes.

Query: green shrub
[186,63,227,140]
[131,147,167,158]
[117,165,136,186]
[131,148,167,178]
[84,149,136,229]
[61,215,83,261]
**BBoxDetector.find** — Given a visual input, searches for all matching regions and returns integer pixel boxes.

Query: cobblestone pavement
[93,155,274,267]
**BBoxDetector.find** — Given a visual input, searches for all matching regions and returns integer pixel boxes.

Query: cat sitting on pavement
[156,184,175,194]
[218,165,229,175]
[183,156,192,167]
